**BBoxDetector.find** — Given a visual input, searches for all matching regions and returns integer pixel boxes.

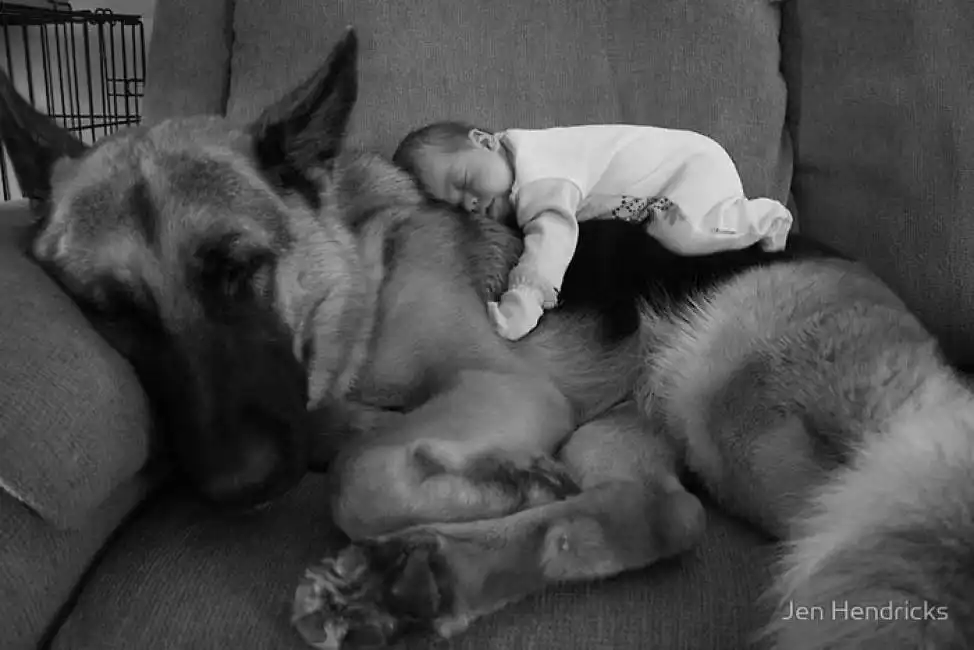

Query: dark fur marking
[798,416,851,469]
[559,220,846,343]
[149,232,313,506]
[297,537,456,647]
[709,353,853,469]
[252,136,323,211]
[362,537,455,637]
[461,454,581,503]
[127,179,158,246]
[65,182,122,235]
[193,232,278,317]
[63,270,165,363]
[412,445,579,507]
[0,68,87,205]
[250,29,359,214]
[381,221,402,276]
[344,203,391,235]
[164,296,312,507]
[45,236,309,508]
[459,210,522,302]
[161,153,293,252]
[162,154,246,205]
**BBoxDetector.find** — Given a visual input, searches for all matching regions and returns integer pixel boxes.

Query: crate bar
[0,2,146,201]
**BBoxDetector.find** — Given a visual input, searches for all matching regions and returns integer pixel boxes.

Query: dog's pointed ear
[251,27,358,187]
[0,69,87,211]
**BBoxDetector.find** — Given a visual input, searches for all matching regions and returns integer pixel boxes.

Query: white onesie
[498,124,793,308]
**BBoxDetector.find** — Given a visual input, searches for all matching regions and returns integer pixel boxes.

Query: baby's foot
[747,198,793,252]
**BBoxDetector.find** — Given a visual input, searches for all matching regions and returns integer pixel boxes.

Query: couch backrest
[222,0,792,204]
[783,0,974,364]
[145,0,974,365]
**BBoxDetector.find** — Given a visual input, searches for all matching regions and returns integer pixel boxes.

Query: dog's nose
[196,413,294,506]
[192,387,312,508]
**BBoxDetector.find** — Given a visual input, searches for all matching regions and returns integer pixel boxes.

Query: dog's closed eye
[79,273,151,322]
[71,274,166,361]
[196,234,275,304]
[220,255,271,301]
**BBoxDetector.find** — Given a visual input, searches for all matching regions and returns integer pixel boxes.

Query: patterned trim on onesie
[610,195,685,229]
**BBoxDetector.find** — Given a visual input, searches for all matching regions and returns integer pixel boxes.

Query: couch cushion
[1,477,149,650]
[50,474,777,649]
[784,0,974,364]
[226,0,792,204]
[0,202,152,529]
[142,0,233,125]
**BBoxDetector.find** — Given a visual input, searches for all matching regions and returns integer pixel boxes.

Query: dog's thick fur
[2,30,972,650]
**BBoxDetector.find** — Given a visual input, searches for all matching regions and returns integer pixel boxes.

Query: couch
[2,0,973,648]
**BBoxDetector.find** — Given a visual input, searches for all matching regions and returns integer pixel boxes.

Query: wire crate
[0,1,146,201]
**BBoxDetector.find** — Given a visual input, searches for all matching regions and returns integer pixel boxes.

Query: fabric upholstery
[225,0,792,205]
[0,478,149,650]
[9,0,974,647]
[141,0,233,125]
[50,474,776,650]
[783,0,974,364]
[0,203,152,529]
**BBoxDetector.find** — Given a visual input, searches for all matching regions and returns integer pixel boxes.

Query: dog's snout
[196,424,285,506]
[158,307,313,509]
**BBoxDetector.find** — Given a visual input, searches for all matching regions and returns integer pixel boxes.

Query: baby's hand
[508,265,559,310]
[487,286,545,341]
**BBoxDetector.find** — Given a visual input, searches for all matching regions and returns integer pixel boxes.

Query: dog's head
[0,30,362,508]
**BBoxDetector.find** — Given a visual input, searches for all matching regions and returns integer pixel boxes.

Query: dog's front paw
[293,544,394,649]
[292,533,457,649]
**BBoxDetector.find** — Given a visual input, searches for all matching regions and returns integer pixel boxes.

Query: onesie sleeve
[507,178,581,306]
[514,178,582,229]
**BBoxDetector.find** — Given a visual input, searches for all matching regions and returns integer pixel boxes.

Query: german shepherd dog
[1,29,971,650]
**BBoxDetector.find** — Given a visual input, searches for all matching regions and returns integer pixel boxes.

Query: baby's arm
[511,179,581,304]
[488,179,580,341]
[510,211,578,306]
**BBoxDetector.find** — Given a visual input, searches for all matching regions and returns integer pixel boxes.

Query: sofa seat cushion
[0,202,152,529]
[0,478,149,650]
[50,473,776,649]
[226,0,792,204]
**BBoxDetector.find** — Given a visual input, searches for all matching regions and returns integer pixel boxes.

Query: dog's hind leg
[535,399,706,581]
[293,401,706,648]
[328,367,582,539]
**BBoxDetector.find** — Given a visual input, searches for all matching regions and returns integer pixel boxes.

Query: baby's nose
[463,195,480,213]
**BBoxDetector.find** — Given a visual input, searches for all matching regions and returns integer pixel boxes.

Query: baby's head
[394,121,513,220]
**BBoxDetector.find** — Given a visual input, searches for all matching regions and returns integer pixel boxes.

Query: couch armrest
[0,201,152,529]
[142,0,234,124]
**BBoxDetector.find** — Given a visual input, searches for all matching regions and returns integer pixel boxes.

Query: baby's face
[416,133,513,220]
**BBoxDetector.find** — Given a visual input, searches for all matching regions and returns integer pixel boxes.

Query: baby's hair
[393,120,491,180]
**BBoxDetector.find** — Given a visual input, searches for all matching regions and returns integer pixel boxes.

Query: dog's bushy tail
[761,376,974,650]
